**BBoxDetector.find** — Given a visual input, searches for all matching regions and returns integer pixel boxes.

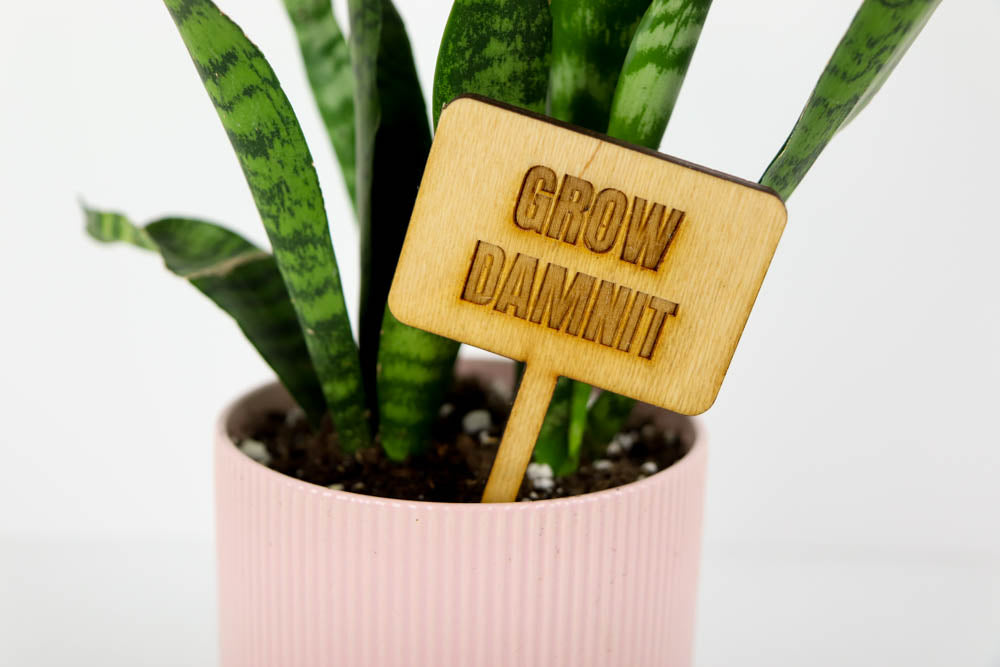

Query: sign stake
[482,363,557,503]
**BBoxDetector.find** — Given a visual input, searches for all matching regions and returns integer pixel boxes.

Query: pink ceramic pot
[215,361,707,667]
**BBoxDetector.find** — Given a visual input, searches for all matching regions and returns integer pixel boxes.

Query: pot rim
[218,379,705,512]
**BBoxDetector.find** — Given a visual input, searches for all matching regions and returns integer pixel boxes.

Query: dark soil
[233,377,688,503]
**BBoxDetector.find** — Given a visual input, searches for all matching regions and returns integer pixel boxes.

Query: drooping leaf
[760,0,941,199]
[347,0,433,417]
[607,0,713,149]
[164,0,370,451]
[376,0,553,459]
[548,0,649,130]
[84,207,327,422]
[85,208,157,250]
[282,0,358,207]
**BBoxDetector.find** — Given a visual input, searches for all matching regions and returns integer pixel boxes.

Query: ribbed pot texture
[215,361,707,667]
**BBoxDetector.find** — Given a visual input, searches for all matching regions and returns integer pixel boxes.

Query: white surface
[1,0,998,664]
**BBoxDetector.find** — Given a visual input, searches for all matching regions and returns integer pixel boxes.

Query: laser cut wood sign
[389,95,787,502]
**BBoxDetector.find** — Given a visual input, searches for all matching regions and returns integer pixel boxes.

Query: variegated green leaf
[432,0,552,124]
[761,0,941,199]
[85,208,157,250]
[164,0,370,450]
[347,0,433,415]
[282,0,357,208]
[607,0,713,149]
[548,0,649,130]
[376,0,553,460]
[84,207,327,423]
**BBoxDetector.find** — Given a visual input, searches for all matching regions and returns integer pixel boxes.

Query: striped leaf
[282,0,358,207]
[548,0,649,130]
[607,0,713,149]
[760,0,941,199]
[85,208,157,250]
[347,0,433,416]
[376,0,553,459]
[84,207,327,423]
[432,0,552,124]
[164,0,370,451]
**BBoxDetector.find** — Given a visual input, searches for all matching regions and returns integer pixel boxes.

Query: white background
[1,0,998,664]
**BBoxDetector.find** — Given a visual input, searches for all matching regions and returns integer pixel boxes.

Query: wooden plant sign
[389,95,786,502]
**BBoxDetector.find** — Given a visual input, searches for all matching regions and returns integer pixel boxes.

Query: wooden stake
[482,364,557,503]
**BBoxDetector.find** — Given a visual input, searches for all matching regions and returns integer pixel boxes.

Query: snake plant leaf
[760,0,941,200]
[84,207,327,423]
[375,0,554,460]
[432,0,552,124]
[548,0,649,130]
[85,208,158,250]
[164,0,370,451]
[346,0,433,416]
[282,0,357,208]
[607,0,713,149]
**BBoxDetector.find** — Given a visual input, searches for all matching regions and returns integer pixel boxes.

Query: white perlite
[640,461,659,475]
[592,459,613,472]
[284,407,306,427]
[617,432,638,450]
[462,409,492,433]
[327,483,345,491]
[238,439,271,465]
[606,442,623,457]
[526,462,554,481]
[532,477,555,492]
[438,402,455,418]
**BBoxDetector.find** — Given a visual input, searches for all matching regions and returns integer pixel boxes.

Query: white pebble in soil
[238,439,272,465]
[617,432,637,451]
[640,461,659,475]
[438,402,455,418]
[462,409,492,434]
[284,407,306,427]
[532,477,555,492]
[606,442,623,457]
[592,459,613,472]
[526,462,554,482]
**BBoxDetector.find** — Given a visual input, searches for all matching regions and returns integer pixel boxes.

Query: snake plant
[86,0,940,472]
